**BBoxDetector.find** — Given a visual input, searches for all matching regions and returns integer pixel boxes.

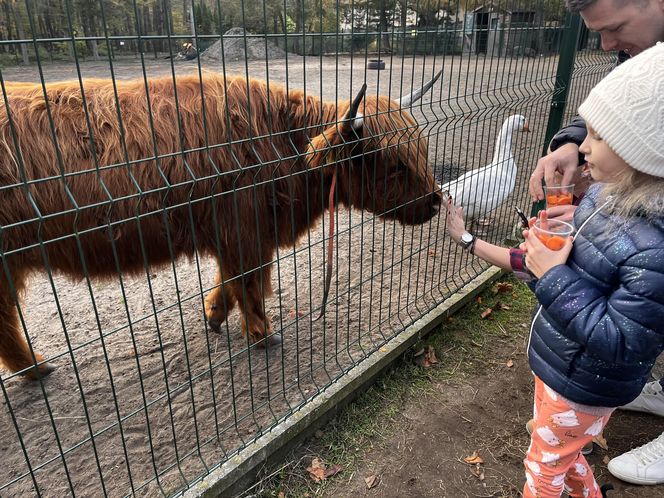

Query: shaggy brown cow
[0,70,443,379]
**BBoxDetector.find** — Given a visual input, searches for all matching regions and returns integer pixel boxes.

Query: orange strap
[317,168,337,320]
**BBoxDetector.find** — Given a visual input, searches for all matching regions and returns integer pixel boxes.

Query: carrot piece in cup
[532,219,574,251]
[545,236,566,251]
[544,185,575,209]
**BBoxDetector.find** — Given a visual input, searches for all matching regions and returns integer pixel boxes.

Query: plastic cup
[532,219,574,251]
[545,184,575,209]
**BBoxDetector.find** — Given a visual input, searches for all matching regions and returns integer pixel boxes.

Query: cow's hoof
[256,332,282,348]
[25,362,56,380]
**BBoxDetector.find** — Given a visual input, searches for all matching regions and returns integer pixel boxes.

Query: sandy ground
[0,51,613,497]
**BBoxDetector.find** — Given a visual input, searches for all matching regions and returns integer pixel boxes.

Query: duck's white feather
[442,115,527,220]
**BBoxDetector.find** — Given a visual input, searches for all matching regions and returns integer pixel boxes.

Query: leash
[317,166,337,320]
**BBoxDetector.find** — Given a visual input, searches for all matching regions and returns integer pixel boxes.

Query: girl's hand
[546,204,577,223]
[523,223,573,278]
[446,197,466,244]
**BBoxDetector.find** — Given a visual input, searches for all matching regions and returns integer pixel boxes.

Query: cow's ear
[305,84,366,170]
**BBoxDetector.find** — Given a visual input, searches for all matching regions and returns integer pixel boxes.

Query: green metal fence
[0,1,613,496]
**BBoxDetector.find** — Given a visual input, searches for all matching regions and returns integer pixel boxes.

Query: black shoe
[600,483,614,497]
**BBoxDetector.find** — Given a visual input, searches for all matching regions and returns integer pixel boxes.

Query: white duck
[442,114,529,222]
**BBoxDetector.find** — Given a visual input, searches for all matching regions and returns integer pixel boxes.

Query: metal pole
[531,12,582,216]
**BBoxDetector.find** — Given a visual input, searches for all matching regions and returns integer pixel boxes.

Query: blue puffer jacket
[529,183,664,407]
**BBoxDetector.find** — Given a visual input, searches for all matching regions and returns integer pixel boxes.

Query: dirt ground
[322,351,664,498]
[257,278,664,498]
[0,52,613,497]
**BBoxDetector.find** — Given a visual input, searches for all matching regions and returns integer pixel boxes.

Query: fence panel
[0,1,611,496]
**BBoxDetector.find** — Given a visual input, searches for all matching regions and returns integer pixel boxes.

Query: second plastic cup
[532,219,574,251]
[545,184,574,208]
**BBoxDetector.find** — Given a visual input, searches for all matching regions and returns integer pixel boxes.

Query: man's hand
[529,143,581,201]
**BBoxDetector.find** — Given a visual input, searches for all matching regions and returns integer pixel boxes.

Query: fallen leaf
[324,464,343,479]
[415,345,439,368]
[306,458,327,482]
[603,455,610,465]
[498,302,511,310]
[278,492,285,498]
[463,451,484,465]
[288,309,305,319]
[481,307,493,319]
[496,282,513,293]
[365,474,380,489]
[423,346,439,368]
[506,359,514,368]
[470,462,485,480]
[593,432,608,451]
[476,296,483,304]
[428,249,436,257]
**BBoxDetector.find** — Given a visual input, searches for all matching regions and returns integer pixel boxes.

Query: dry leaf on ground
[498,302,511,310]
[306,458,327,482]
[463,451,484,465]
[593,432,608,450]
[288,309,305,319]
[471,462,485,480]
[423,346,438,368]
[415,345,438,368]
[506,359,514,368]
[365,474,380,489]
[603,455,611,465]
[481,307,493,319]
[324,464,343,479]
[495,282,513,293]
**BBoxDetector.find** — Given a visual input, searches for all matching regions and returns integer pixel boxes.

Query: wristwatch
[459,231,476,252]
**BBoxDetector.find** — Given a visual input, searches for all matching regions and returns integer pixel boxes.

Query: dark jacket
[550,51,631,162]
[528,183,664,407]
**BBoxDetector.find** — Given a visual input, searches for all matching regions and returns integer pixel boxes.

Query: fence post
[531,12,582,216]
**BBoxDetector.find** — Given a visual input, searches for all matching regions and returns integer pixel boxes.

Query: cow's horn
[343,83,367,131]
[396,69,443,108]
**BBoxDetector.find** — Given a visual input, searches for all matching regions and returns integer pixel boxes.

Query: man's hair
[566,0,647,12]
[565,0,597,11]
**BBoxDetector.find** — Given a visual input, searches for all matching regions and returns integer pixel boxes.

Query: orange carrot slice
[546,236,566,251]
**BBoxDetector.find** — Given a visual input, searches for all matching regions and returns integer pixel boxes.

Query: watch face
[461,232,473,244]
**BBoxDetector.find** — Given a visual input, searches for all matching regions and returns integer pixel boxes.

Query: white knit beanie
[578,42,664,178]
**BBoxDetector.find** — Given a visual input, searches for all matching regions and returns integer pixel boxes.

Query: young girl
[447,42,664,498]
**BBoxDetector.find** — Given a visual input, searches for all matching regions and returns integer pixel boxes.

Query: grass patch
[247,275,536,497]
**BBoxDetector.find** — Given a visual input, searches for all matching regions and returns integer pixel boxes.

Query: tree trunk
[10,0,29,64]
[378,0,392,53]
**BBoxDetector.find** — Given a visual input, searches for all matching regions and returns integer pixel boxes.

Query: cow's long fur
[0,73,441,378]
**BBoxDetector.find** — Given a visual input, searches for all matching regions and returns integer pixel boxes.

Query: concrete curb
[183,266,504,498]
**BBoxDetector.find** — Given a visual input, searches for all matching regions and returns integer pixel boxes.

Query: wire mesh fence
[0,1,612,496]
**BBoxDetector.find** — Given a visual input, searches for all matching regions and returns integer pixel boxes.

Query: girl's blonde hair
[600,168,664,220]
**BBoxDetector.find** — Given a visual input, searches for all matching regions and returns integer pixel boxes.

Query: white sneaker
[621,381,664,417]
[607,433,664,485]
